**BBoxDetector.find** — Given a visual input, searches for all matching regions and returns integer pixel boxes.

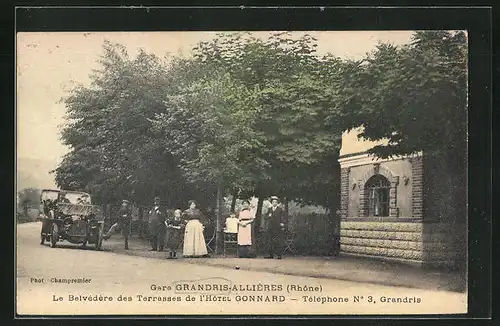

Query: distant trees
[18,187,41,217]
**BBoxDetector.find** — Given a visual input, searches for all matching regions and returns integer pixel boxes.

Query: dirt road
[16,222,467,316]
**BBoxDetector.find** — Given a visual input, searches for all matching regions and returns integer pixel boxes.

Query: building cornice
[338,151,423,168]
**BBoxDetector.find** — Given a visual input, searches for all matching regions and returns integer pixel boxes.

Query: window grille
[366,175,390,217]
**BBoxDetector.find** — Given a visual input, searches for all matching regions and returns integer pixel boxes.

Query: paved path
[103,228,465,293]
[16,222,467,316]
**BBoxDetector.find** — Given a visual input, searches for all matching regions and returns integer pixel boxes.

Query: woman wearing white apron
[182,200,209,258]
[237,200,256,258]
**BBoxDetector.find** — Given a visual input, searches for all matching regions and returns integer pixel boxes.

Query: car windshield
[41,191,91,204]
[41,191,59,202]
[64,192,90,204]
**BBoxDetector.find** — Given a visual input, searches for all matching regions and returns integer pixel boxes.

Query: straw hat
[270,196,280,203]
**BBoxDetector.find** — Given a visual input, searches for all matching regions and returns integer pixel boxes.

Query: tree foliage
[338,31,467,164]
[18,187,41,215]
[53,31,467,212]
[154,32,344,208]
[54,41,204,206]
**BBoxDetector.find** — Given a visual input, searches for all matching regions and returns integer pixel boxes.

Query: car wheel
[50,223,59,248]
[95,224,103,250]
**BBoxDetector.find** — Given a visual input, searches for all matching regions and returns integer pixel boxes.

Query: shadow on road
[38,242,114,252]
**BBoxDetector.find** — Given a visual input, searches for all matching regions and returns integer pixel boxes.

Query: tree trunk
[283,196,289,238]
[215,182,224,255]
[331,204,341,256]
[332,178,342,256]
[283,196,289,220]
[255,196,264,228]
[254,196,264,254]
[230,189,238,213]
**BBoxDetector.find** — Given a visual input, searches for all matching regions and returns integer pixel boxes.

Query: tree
[177,32,346,210]
[337,31,467,163]
[54,41,202,207]
[55,33,357,215]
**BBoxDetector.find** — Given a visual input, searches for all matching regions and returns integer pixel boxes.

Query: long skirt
[165,228,182,251]
[238,222,255,257]
[238,223,252,246]
[183,219,208,257]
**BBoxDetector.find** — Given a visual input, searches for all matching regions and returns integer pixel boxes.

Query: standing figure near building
[103,199,132,250]
[148,197,166,251]
[182,200,208,258]
[165,209,184,259]
[237,199,256,258]
[261,196,286,259]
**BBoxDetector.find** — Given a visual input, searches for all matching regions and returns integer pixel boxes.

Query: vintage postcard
[16,30,468,316]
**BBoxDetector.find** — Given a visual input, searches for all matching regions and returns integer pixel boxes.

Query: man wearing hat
[261,196,286,259]
[148,196,166,251]
[103,199,132,250]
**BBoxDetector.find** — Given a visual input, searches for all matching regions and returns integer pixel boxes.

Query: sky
[16,31,415,187]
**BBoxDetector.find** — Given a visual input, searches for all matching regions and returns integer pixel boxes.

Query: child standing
[165,209,184,259]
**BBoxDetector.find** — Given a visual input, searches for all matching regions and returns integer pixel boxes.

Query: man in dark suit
[103,199,132,250]
[148,197,166,251]
[261,196,286,259]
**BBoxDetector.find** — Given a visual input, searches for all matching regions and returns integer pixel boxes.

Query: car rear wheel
[50,223,59,248]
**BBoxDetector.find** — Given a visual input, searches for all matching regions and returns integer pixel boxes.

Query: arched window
[365,175,390,217]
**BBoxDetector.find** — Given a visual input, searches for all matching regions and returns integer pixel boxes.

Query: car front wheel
[95,224,103,250]
[50,223,59,248]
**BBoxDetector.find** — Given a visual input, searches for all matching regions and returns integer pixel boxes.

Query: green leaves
[54,31,465,211]
[128,33,338,207]
[343,31,467,160]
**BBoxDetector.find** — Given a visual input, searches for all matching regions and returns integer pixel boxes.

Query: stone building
[338,128,466,269]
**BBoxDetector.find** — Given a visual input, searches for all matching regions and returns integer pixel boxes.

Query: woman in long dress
[237,200,256,258]
[182,200,208,258]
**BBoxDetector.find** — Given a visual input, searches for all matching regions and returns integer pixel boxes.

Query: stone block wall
[340,221,426,265]
[340,221,463,268]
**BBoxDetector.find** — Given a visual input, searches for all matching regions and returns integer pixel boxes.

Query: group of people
[102,195,287,260]
[230,196,286,259]
[103,197,209,258]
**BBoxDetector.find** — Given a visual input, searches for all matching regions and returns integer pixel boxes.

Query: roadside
[16,208,40,224]
[101,232,465,293]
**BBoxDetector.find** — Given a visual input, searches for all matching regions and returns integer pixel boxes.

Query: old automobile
[39,189,104,250]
